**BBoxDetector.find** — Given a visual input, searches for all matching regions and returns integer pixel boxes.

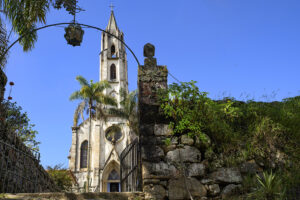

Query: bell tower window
[110,64,116,80]
[111,45,116,57]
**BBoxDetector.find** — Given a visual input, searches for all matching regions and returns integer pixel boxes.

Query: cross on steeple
[109,2,115,11]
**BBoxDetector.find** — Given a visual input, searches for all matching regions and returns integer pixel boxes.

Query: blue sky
[3,0,300,167]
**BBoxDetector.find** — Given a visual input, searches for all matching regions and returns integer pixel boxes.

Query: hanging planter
[64,23,84,46]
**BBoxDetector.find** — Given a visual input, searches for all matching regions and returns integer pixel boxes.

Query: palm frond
[96,105,107,122]
[0,18,8,69]
[97,94,117,107]
[96,80,111,91]
[3,0,49,51]
[73,101,87,126]
[69,90,82,101]
[76,75,89,87]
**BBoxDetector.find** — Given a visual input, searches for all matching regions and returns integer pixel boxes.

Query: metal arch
[0,22,141,67]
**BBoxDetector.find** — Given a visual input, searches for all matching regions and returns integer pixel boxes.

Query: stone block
[142,161,178,179]
[144,184,166,200]
[168,177,207,200]
[221,184,242,199]
[142,145,165,162]
[166,146,201,163]
[181,135,194,145]
[187,163,206,177]
[154,124,172,136]
[210,167,242,184]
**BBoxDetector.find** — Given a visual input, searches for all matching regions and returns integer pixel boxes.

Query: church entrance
[102,166,121,192]
[109,182,119,192]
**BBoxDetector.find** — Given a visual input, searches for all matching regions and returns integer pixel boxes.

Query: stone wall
[0,68,58,193]
[138,44,251,200]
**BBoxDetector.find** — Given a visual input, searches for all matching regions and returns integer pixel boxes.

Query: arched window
[110,64,116,80]
[108,170,119,180]
[111,45,116,56]
[80,140,88,168]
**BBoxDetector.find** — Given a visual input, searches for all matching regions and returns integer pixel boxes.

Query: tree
[2,100,40,151]
[46,164,73,191]
[69,75,117,191]
[109,88,138,139]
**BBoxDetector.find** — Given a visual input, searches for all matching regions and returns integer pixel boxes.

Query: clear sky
[3,0,300,167]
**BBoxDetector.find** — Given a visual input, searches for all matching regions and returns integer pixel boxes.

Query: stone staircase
[1,192,144,200]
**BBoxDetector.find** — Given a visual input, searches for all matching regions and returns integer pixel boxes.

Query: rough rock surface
[166,146,201,163]
[187,163,206,177]
[141,145,165,162]
[168,177,207,200]
[181,135,194,145]
[144,185,166,200]
[207,184,220,197]
[221,184,242,199]
[142,161,178,179]
[240,160,262,175]
[210,167,242,183]
[154,124,172,136]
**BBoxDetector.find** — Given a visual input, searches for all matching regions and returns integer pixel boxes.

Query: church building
[68,10,131,192]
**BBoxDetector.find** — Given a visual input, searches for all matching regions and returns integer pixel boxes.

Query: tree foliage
[109,88,138,136]
[2,100,40,151]
[47,164,73,191]
[160,81,300,188]
[70,75,117,126]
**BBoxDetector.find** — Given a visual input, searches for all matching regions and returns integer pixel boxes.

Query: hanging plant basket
[64,23,84,46]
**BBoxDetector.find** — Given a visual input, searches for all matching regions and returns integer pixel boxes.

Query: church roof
[106,10,119,32]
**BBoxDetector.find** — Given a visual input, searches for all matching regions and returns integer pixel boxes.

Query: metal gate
[120,138,141,192]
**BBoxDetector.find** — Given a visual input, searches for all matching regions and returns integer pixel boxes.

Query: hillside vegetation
[159,81,300,198]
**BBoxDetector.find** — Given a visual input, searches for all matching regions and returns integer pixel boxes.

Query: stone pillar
[70,126,79,172]
[138,43,170,199]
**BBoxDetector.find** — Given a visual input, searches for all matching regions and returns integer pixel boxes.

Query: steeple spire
[106,5,118,32]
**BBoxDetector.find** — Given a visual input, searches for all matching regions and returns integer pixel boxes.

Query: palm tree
[109,88,138,141]
[0,0,51,52]
[70,75,117,191]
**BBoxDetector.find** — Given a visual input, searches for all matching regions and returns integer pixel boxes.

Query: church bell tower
[100,10,128,105]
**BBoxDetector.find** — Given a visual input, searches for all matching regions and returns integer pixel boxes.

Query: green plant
[3,100,40,151]
[47,164,73,191]
[242,174,257,193]
[109,89,138,136]
[248,171,286,200]
[159,81,238,145]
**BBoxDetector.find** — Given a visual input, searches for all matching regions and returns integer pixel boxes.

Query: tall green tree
[109,89,138,138]
[69,75,117,191]
[2,100,40,151]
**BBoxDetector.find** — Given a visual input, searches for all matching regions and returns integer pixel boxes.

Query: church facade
[68,10,131,192]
